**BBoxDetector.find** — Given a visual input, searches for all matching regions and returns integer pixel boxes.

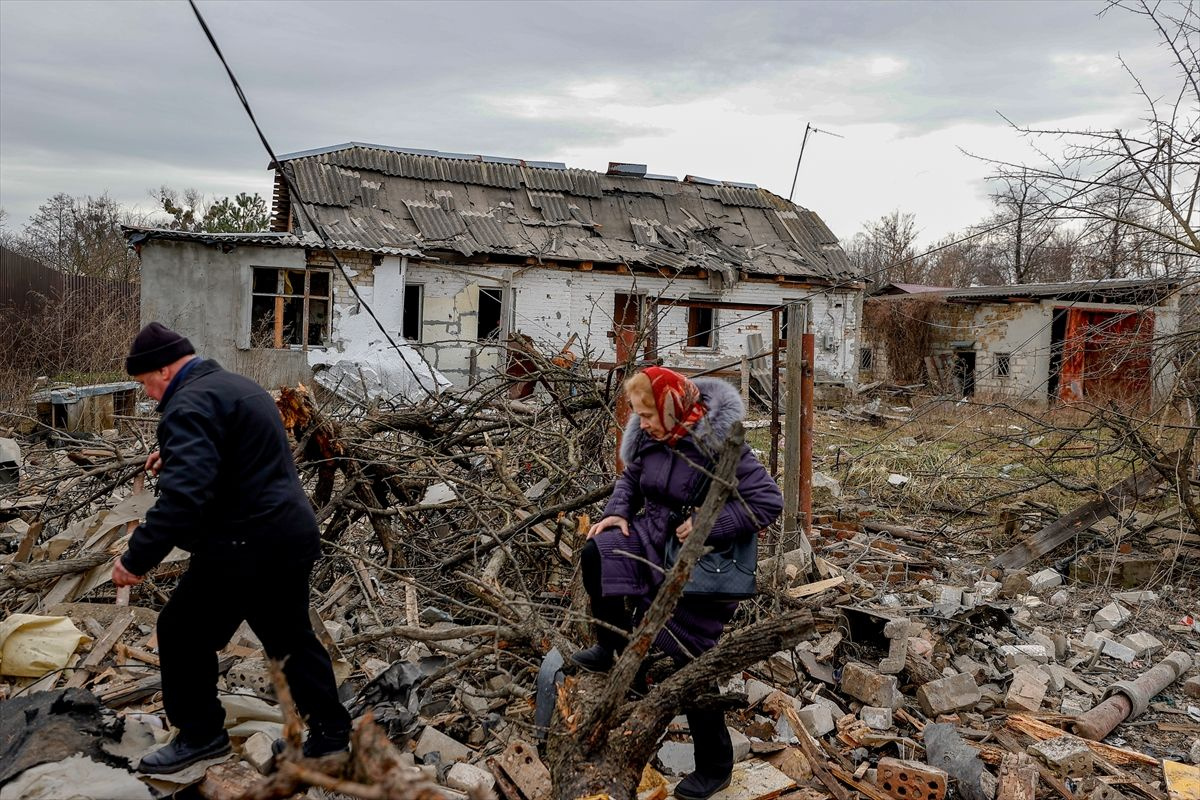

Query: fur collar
[619,376,745,464]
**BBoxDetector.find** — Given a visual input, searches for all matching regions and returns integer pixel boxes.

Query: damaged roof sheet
[122,226,424,258]
[274,142,858,282]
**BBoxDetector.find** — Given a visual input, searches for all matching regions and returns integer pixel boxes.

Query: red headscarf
[641,366,707,446]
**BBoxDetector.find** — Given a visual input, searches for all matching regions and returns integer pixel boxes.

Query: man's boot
[673,707,733,800]
[568,594,628,673]
[138,730,231,775]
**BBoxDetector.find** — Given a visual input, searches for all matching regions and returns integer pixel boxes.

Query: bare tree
[845,209,923,289]
[985,1,1199,268]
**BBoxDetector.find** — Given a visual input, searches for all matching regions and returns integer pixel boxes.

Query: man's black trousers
[156,556,351,741]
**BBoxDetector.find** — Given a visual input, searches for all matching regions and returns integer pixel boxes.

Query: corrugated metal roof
[273,143,859,282]
[405,201,467,240]
[122,226,423,257]
[716,185,771,208]
[942,278,1180,300]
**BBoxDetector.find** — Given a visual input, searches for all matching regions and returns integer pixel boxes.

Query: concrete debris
[1094,602,1133,631]
[916,672,982,716]
[1028,568,1062,592]
[1118,631,1163,657]
[1,386,1195,800]
[1005,666,1049,712]
[860,706,893,731]
[1028,735,1093,778]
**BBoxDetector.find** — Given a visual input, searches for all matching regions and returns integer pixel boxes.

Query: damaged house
[861,278,1183,407]
[127,142,861,395]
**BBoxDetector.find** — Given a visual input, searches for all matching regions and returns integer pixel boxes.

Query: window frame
[860,346,874,371]
[249,266,333,350]
[477,286,504,342]
[685,305,718,350]
[403,283,424,342]
[995,352,1012,378]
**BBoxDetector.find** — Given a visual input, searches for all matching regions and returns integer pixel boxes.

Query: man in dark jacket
[112,322,352,774]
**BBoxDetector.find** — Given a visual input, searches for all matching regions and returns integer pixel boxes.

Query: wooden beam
[65,609,136,689]
[989,458,1169,570]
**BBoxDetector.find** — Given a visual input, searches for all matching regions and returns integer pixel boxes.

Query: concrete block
[840,662,900,708]
[1005,666,1049,712]
[1028,735,1093,778]
[797,704,835,737]
[1050,590,1070,606]
[916,673,981,716]
[656,740,695,776]
[746,678,776,707]
[1030,632,1058,663]
[1093,602,1132,631]
[1118,631,1163,658]
[1061,696,1091,715]
[1039,665,1065,693]
[877,757,948,800]
[242,731,275,775]
[1100,638,1137,664]
[1112,590,1157,606]
[414,726,472,764]
[999,644,1049,668]
[1183,676,1200,699]
[1080,631,1111,652]
[861,706,893,731]
[974,580,1001,601]
[729,727,751,762]
[952,655,988,682]
[1029,568,1063,592]
[446,762,496,793]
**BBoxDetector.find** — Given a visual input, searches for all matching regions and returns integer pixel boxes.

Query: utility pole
[781,302,815,574]
[788,123,844,204]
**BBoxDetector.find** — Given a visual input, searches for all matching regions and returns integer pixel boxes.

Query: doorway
[954,351,976,397]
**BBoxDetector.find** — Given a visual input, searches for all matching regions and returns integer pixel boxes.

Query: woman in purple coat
[571,366,783,800]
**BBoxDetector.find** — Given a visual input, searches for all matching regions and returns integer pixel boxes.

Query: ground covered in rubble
[1,382,1198,800]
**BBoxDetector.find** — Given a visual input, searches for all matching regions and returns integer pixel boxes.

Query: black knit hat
[126,322,196,375]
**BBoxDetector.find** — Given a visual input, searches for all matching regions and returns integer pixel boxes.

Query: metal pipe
[1071,650,1192,740]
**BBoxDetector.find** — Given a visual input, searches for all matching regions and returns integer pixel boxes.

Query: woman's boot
[569,539,629,672]
[674,706,733,800]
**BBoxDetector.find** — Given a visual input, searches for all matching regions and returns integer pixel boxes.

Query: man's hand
[587,515,629,539]
[144,450,162,476]
[675,517,694,542]
[111,558,144,587]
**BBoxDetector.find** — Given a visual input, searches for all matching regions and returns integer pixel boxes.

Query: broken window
[860,347,874,370]
[250,267,331,348]
[403,284,423,342]
[687,305,717,349]
[995,352,1011,378]
[478,287,503,341]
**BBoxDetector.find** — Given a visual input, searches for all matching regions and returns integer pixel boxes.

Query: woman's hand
[675,517,694,541]
[587,515,629,539]
[144,450,162,476]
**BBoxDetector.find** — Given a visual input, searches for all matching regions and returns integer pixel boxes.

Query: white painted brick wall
[401,262,862,387]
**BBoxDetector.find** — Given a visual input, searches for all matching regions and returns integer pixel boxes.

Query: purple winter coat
[593,377,783,662]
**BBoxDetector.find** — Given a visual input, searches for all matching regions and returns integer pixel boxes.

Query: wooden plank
[828,763,892,800]
[14,521,42,563]
[990,459,1167,569]
[65,608,135,689]
[1006,714,1158,768]
[766,698,852,800]
[786,576,845,599]
[513,508,572,563]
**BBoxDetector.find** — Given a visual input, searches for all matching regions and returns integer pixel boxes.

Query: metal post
[782,309,802,553]
[740,356,750,409]
[801,327,815,539]
[769,310,781,477]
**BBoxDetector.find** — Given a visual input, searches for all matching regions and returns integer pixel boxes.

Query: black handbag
[661,463,758,601]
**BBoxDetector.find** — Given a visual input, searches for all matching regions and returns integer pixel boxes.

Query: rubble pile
[1,366,1199,800]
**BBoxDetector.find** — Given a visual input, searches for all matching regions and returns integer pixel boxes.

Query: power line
[186,0,438,401]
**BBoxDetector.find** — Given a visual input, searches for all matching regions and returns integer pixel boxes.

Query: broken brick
[877,757,947,800]
[840,662,900,709]
[1028,735,1093,778]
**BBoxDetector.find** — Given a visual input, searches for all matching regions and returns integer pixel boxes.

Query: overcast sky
[0,0,1169,246]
